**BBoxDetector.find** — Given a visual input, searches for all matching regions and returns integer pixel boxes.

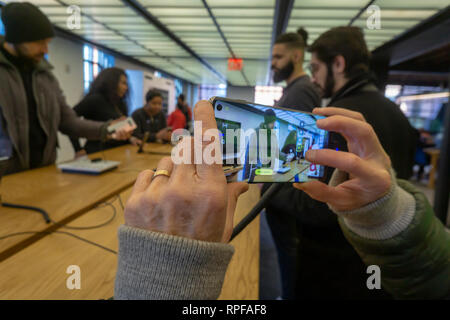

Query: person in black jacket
[70,67,139,156]
[265,26,418,299]
[263,28,321,300]
[131,89,172,144]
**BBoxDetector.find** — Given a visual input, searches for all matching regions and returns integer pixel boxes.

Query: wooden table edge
[0,181,134,263]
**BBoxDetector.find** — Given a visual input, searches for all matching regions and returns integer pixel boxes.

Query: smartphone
[107,117,137,134]
[209,97,333,183]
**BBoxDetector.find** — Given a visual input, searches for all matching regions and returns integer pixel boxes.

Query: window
[198,85,227,101]
[83,45,115,92]
[396,91,449,132]
[384,84,402,102]
[174,79,183,100]
[255,86,283,106]
[0,8,4,36]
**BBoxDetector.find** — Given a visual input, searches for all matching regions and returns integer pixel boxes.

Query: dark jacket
[70,93,128,154]
[267,73,418,227]
[0,37,107,173]
[265,73,418,299]
[328,74,417,179]
[131,107,167,143]
[276,74,321,111]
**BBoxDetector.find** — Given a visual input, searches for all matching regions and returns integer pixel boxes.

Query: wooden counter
[424,148,441,189]
[0,143,260,299]
[0,185,260,300]
[0,144,170,261]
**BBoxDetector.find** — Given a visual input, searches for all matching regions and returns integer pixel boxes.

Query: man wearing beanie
[0,2,130,173]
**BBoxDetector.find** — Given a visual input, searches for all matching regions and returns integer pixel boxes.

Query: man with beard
[0,2,131,174]
[267,26,417,299]
[263,28,320,300]
[271,28,320,110]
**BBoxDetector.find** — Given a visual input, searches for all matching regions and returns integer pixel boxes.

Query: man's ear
[292,49,303,64]
[332,55,346,75]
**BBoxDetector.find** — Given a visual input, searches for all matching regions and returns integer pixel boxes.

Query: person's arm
[53,78,131,142]
[51,78,108,141]
[115,101,249,300]
[294,107,450,299]
[334,175,450,299]
[68,99,92,154]
[115,225,234,300]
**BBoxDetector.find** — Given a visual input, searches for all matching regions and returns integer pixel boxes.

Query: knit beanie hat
[2,2,55,44]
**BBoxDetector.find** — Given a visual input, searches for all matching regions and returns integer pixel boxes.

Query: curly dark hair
[87,67,129,116]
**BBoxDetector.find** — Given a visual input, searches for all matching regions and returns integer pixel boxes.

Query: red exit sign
[228,58,243,71]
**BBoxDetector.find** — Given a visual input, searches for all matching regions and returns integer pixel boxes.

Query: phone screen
[211,98,329,183]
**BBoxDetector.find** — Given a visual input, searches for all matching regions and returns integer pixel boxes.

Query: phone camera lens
[217,104,223,111]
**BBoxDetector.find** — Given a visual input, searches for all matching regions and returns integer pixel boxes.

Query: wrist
[100,122,111,142]
[115,225,234,299]
[331,169,416,240]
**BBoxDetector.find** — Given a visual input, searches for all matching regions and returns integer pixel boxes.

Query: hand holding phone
[108,117,137,141]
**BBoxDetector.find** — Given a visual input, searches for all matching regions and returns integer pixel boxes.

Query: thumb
[222,182,249,242]
[229,181,250,198]
[293,181,339,204]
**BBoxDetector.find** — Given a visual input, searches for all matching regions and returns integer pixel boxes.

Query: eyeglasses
[307,63,319,76]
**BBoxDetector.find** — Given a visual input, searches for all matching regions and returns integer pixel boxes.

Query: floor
[258,174,450,299]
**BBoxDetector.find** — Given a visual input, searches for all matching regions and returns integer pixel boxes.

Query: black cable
[2,202,51,223]
[0,197,122,255]
[0,230,117,254]
[2,195,120,230]
[117,194,124,211]
[50,200,117,230]
[229,183,283,241]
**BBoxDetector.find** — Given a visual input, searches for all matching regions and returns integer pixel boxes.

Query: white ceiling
[5,0,448,86]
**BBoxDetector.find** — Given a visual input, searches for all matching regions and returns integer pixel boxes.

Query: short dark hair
[264,109,277,124]
[178,94,185,102]
[274,27,308,49]
[145,89,162,103]
[308,26,371,79]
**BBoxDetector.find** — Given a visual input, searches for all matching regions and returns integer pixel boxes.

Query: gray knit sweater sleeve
[328,169,416,240]
[114,225,235,300]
